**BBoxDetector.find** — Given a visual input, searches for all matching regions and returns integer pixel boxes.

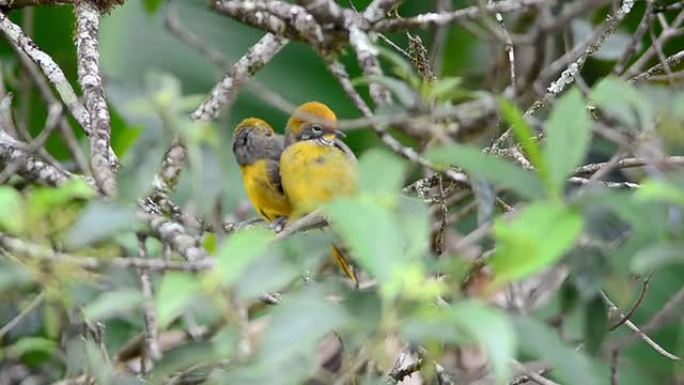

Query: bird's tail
[331,244,358,287]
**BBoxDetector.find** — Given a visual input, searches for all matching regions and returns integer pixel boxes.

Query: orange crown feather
[286,101,337,135]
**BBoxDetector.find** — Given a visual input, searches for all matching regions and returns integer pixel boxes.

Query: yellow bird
[232,118,291,223]
[280,101,359,284]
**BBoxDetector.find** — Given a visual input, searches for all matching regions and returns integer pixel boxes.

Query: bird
[232,118,291,225]
[280,101,359,285]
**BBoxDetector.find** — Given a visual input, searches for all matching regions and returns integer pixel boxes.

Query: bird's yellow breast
[240,160,292,221]
[280,141,357,218]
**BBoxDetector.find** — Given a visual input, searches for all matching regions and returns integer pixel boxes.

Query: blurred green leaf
[427,144,545,199]
[378,47,419,86]
[6,337,57,359]
[142,0,163,14]
[428,77,462,101]
[66,202,141,249]
[259,285,349,363]
[359,75,419,108]
[358,149,407,194]
[0,262,31,292]
[215,227,274,287]
[150,342,218,385]
[27,178,94,219]
[515,317,603,385]
[155,272,201,329]
[327,198,404,284]
[544,88,590,196]
[0,186,24,233]
[451,301,515,383]
[584,295,608,355]
[491,202,583,287]
[631,242,684,272]
[591,77,653,130]
[572,20,631,60]
[499,99,545,178]
[403,301,515,383]
[568,245,610,300]
[635,180,684,206]
[396,196,431,260]
[83,288,142,322]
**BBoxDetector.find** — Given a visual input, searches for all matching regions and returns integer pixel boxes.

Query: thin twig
[0,292,45,339]
[136,235,161,371]
[608,271,653,331]
[600,290,681,360]
[510,360,560,385]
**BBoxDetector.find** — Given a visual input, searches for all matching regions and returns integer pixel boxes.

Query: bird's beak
[334,129,346,138]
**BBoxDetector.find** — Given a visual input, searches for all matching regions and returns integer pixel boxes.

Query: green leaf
[429,77,462,101]
[402,301,515,383]
[635,180,684,206]
[6,337,57,359]
[544,88,591,196]
[142,0,163,14]
[66,202,141,249]
[426,144,545,200]
[83,288,142,322]
[450,301,516,383]
[215,227,274,287]
[327,198,404,284]
[591,77,653,130]
[0,187,24,233]
[378,47,419,86]
[155,272,201,329]
[499,99,545,176]
[631,242,684,272]
[361,75,419,108]
[491,202,583,287]
[515,317,602,385]
[259,285,349,363]
[584,295,608,355]
[358,149,407,194]
[27,179,94,219]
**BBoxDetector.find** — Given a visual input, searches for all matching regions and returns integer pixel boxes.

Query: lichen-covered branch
[373,0,545,31]
[0,234,214,272]
[75,0,117,198]
[191,33,288,121]
[213,1,323,47]
[145,214,208,262]
[0,129,73,186]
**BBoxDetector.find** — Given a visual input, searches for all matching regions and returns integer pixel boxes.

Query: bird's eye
[310,124,323,134]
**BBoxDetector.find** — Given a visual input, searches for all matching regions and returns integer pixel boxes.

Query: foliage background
[0,0,683,384]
